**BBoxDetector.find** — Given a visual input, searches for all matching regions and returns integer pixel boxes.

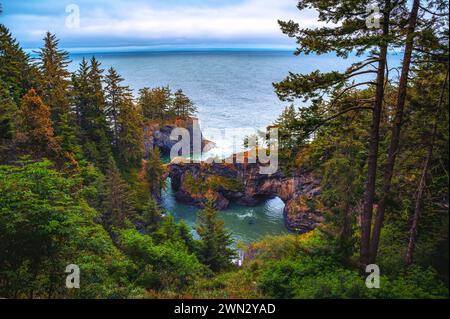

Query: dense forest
[0,1,449,299]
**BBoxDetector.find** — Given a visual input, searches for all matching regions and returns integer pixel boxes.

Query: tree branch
[310,106,374,136]
[345,70,378,80]
[328,81,376,110]
[346,59,381,75]
[419,5,449,16]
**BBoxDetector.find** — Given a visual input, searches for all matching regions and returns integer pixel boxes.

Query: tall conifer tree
[139,86,172,120]
[146,146,164,199]
[37,32,77,155]
[105,67,132,149]
[117,98,144,168]
[37,33,71,131]
[195,193,235,272]
[14,89,62,161]
[0,80,17,162]
[99,160,135,230]
[172,89,197,118]
[370,0,449,263]
[72,57,112,170]
[0,24,37,105]
[274,0,410,266]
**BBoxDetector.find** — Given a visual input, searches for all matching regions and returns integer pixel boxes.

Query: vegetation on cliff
[182,172,244,197]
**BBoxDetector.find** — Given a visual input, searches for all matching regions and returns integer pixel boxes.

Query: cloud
[1,0,320,48]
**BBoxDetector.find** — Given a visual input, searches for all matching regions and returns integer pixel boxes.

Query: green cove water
[161,180,288,244]
[67,49,402,244]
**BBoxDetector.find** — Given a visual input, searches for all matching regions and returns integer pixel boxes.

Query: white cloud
[4,0,321,47]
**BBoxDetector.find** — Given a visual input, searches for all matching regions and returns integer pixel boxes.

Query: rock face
[143,117,214,157]
[283,185,324,234]
[168,160,324,234]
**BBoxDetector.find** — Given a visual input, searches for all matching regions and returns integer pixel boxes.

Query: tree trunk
[404,122,436,266]
[338,199,353,261]
[360,0,391,267]
[369,0,421,264]
[405,70,448,266]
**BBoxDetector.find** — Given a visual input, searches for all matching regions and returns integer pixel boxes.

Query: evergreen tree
[14,89,61,161]
[37,33,71,132]
[105,67,133,149]
[178,220,198,254]
[71,58,90,128]
[172,89,197,117]
[99,160,135,231]
[273,105,303,172]
[139,86,172,120]
[146,146,164,199]
[72,57,112,170]
[153,214,181,243]
[402,62,449,267]
[142,198,163,233]
[370,0,449,263]
[0,24,37,105]
[117,97,144,167]
[0,160,132,298]
[0,24,38,161]
[274,0,411,267]
[195,193,235,272]
[0,79,17,162]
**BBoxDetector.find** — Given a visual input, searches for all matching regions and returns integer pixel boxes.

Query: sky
[0,0,320,49]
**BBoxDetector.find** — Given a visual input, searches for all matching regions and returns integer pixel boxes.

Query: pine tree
[72,57,112,170]
[370,0,450,263]
[99,160,135,231]
[142,198,163,233]
[0,79,17,162]
[0,24,38,159]
[146,146,164,198]
[117,97,144,167]
[0,80,16,140]
[0,24,37,105]
[88,57,113,171]
[139,86,172,120]
[105,67,133,149]
[274,0,411,267]
[404,60,449,265]
[72,58,90,128]
[172,89,197,118]
[273,105,303,172]
[178,220,197,254]
[37,33,71,132]
[14,89,61,161]
[195,193,235,272]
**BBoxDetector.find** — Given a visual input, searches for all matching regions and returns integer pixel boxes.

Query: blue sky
[0,0,320,49]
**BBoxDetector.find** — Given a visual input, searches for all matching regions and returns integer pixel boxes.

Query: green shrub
[118,228,205,290]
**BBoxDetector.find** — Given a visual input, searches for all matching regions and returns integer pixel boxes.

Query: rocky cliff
[143,117,214,157]
[167,159,324,234]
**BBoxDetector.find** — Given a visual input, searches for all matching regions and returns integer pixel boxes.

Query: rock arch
[167,161,324,233]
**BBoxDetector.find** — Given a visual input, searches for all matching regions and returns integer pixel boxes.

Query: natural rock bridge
[143,118,324,233]
[167,160,324,233]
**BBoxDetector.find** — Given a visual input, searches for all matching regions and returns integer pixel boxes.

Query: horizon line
[24,45,297,55]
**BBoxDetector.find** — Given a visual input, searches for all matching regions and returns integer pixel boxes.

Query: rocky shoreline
[167,160,324,234]
[143,117,324,234]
